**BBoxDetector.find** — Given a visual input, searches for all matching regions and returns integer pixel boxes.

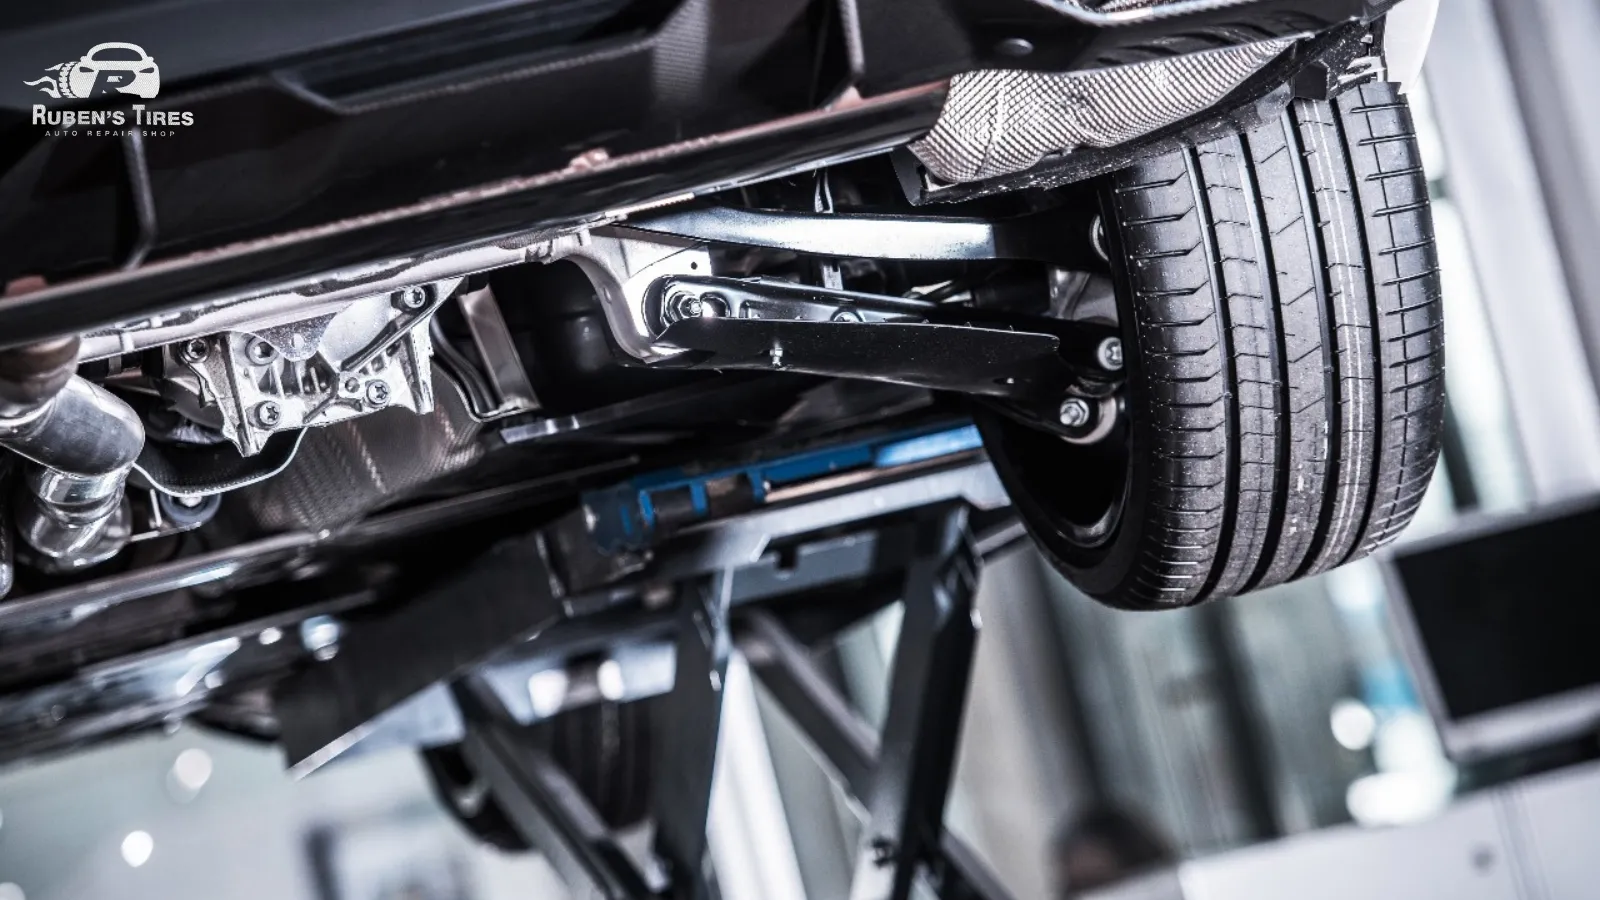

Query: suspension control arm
[644,276,1122,439]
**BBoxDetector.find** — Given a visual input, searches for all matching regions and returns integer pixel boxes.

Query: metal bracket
[557,228,713,364]
[457,285,543,416]
[651,574,735,900]
[177,278,458,455]
[849,506,981,900]
[738,507,1010,900]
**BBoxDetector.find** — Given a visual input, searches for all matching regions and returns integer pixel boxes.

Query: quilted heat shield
[908,38,1294,184]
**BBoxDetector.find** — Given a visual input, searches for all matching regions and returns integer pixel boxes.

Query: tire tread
[1096,82,1443,607]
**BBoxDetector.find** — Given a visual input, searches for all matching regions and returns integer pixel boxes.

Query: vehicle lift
[275,425,1023,900]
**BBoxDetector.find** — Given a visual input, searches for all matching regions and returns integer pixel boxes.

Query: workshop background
[4,1,1600,898]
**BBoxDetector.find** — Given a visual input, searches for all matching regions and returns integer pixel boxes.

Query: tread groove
[1188,144,1243,600]
[1237,130,1291,595]
[1286,101,1344,582]
[1330,91,1387,568]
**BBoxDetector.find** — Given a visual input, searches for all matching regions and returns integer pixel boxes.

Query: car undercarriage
[0,1,1443,896]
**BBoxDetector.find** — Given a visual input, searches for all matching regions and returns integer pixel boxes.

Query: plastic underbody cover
[908,38,1294,184]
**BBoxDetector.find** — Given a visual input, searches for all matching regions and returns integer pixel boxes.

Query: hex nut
[1059,397,1092,428]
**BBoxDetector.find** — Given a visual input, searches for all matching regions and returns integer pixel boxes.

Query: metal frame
[651,573,735,900]
[739,514,1016,900]
[846,507,981,900]
[435,499,1015,899]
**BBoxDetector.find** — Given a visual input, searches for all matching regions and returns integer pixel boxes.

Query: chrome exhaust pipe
[0,338,144,574]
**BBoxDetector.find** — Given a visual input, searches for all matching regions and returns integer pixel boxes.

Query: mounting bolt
[1097,336,1123,371]
[245,337,279,365]
[300,616,342,662]
[365,380,391,407]
[395,285,429,311]
[831,308,863,323]
[1059,397,1092,428]
[342,377,361,395]
[254,401,283,429]
[673,291,724,321]
[178,338,209,364]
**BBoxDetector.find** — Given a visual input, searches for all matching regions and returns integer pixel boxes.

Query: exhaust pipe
[0,336,144,575]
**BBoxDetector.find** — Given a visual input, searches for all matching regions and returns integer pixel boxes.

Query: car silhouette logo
[24,42,160,100]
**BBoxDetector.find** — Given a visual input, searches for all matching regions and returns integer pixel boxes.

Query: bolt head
[1059,397,1092,428]
[254,401,282,428]
[1097,336,1124,371]
[245,337,278,365]
[342,377,361,395]
[175,494,204,509]
[365,380,391,407]
[178,338,209,364]
[301,616,342,659]
[395,286,429,310]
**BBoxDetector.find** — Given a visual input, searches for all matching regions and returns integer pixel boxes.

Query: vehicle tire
[981,82,1445,609]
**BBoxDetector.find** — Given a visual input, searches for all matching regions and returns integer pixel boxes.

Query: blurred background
[8,0,1600,898]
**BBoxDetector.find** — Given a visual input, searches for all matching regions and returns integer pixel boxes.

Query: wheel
[982,82,1445,609]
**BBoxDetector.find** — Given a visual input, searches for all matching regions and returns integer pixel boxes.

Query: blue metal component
[875,425,981,468]
[583,422,983,554]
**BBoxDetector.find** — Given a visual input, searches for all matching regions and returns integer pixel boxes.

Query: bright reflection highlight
[527,669,570,718]
[171,748,213,794]
[121,831,154,868]
[597,660,625,701]
[1330,698,1378,751]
